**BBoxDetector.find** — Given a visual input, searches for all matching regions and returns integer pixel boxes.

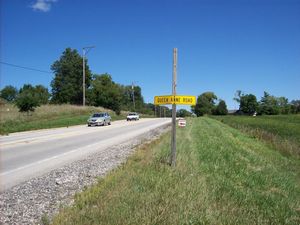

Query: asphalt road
[0,118,171,191]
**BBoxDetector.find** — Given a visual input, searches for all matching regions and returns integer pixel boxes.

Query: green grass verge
[212,115,300,158]
[0,114,125,134]
[51,117,300,225]
[0,104,145,134]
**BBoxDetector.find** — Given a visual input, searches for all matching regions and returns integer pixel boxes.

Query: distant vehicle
[127,112,139,121]
[87,112,111,126]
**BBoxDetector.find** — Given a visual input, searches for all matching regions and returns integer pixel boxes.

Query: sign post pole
[171,48,177,167]
[154,48,195,167]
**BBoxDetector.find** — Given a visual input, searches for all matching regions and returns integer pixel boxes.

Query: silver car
[87,112,111,126]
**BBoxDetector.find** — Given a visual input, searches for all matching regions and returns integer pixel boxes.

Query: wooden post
[171,48,177,167]
[82,49,86,106]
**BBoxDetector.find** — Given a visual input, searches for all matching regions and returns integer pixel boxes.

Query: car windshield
[129,113,136,116]
[92,113,105,117]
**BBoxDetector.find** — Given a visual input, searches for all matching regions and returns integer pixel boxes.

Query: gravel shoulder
[0,124,170,225]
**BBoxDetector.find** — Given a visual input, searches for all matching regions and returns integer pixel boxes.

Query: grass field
[212,115,300,158]
[0,104,126,134]
[51,117,300,225]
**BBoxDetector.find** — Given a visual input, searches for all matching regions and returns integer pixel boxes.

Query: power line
[0,61,53,74]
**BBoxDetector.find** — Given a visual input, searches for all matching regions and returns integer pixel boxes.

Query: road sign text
[154,95,196,105]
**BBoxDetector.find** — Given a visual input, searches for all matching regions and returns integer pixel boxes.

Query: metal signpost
[154,48,196,167]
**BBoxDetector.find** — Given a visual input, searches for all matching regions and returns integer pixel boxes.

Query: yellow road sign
[154,95,196,105]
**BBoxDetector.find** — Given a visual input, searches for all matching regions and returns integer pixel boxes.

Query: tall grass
[213,115,300,158]
[0,104,125,134]
[51,117,300,225]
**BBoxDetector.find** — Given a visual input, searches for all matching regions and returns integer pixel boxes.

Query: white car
[127,112,139,121]
[87,112,111,126]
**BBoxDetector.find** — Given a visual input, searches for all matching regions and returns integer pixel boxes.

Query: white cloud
[31,0,57,12]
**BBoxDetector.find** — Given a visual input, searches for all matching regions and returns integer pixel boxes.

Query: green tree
[143,103,156,115]
[213,100,228,115]
[234,91,258,115]
[15,85,40,113]
[120,84,144,112]
[120,85,132,111]
[0,85,18,102]
[290,100,300,114]
[51,48,92,104]
[277,97,290,114]
[132,86,144,111]
[177,109,192,117]
[258,92,279,115]
[240,94,258,115]
[35,85,50,104]
[89,73,122,114]
[19,84,34,92]
[192,92,217,116]
[19,84,50,105]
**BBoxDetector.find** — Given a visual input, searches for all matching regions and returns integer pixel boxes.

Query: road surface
[0,118,171,191]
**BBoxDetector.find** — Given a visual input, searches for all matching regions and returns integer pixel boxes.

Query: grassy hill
[51,117,300,225]
[0,104,126,134]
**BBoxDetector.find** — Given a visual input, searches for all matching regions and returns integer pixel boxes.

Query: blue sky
[1,0,300,110]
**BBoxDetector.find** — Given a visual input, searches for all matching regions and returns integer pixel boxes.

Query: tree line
[233,90,300,115]
[50,48,152,115]
[192,92,228,116]
[192,90,300,116]
[1,47,299,116]
[0,84,50,113]
[0,48,154,115]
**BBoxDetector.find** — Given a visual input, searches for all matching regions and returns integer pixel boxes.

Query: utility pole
[132,82,135,111]
[82,46,95,106]
[82,49,86,106]
[171,48,177,167]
